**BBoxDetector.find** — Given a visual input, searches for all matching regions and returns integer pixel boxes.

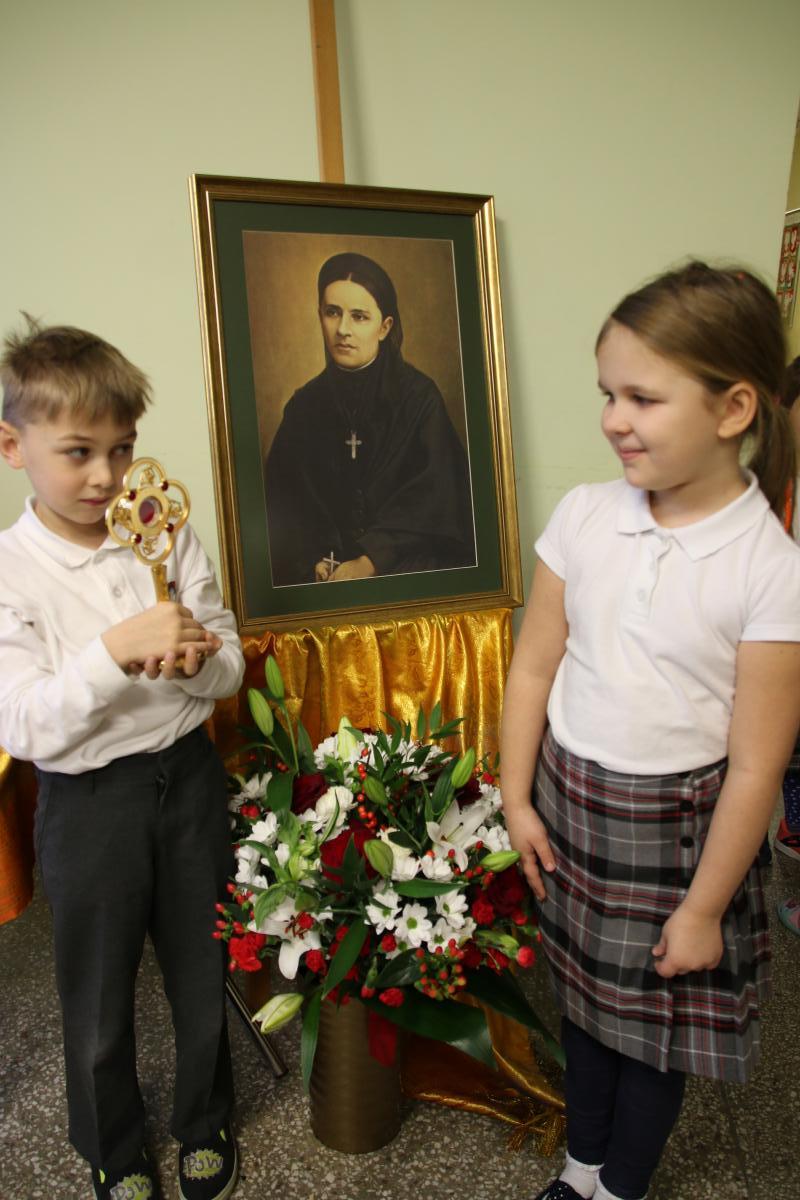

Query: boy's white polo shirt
[535,473,800,775]
[0,498,244,773]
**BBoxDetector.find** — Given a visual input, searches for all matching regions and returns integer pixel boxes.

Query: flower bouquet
[216,656,563,1088]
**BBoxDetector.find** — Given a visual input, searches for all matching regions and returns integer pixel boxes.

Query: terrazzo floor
[1,835,797,1200]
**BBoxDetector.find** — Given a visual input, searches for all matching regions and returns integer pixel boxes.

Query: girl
[500,261,800,1200]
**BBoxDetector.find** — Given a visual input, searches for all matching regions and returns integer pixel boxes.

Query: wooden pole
[309,0,345,184]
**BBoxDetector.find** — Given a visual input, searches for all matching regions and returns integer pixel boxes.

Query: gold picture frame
[190,174,521,633]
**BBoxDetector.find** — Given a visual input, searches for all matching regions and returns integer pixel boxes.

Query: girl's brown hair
[1,314,151,428]
[597,261,793,521]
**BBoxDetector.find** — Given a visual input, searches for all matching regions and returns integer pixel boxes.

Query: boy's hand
[143,631,223,680]
[651,904,724,977]
[102,602,210,672]
[502,804,556,901]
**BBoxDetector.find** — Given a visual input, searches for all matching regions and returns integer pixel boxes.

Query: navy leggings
[562,1018,686,1199]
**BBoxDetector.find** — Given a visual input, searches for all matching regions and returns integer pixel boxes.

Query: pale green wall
[2,0,798,608]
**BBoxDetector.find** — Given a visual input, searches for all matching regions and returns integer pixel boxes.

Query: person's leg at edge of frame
[34,763,161,1195]
[534,1018,619,1199]
[149,727,238,1199]
[594,1051,686,1200]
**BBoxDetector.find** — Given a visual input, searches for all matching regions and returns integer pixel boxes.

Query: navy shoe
[92,1150,159,1199]
[178,1124,238,1200]
[533,1182,586,1200]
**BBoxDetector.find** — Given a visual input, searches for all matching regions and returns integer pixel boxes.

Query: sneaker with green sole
[91,1150,159,1199]
[178,1124,238,1200]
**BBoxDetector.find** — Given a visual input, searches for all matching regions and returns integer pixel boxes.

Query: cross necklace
[344,430,362,460]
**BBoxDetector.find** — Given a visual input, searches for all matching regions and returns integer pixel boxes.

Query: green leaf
[296,721,316,772]
[430,769,455,818]
[430,701,442,733]
[395,879,464,898]
[363,839,394,878]
[253,883,289,927]
[266,771,293,813]
[361,991,495,1068]
[264,654,285,700]
[386,829,417,852]
[322,920,368,997]
[248,688,274,738]
[373,948,420,989]
[464,967,565,1068]
[416,706,426,740]
[301,989,322,1091]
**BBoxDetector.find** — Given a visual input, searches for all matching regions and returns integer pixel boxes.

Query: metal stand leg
[226,977,288,1077]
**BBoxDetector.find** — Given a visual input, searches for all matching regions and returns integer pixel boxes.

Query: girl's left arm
[653,641,800,978]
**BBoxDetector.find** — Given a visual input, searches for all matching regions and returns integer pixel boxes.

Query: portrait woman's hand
[322,555,376,582]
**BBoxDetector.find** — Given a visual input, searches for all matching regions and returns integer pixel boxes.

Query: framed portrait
[190,175,522,633]
[778,207,800,328]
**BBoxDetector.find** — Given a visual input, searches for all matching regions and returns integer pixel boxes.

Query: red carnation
[291,772,328,814]
[378,987,405,1007]
[486,947,510,972]
[295,912,314,931]
[239,803,260,820]
[228,932,266,972]
[485,865,527,916]
[517,945,536,968]
[471,896,496,926]
[380,933,397,953]
[305,949,327,974]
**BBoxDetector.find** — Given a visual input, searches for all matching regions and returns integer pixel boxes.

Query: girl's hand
[502,804,556,901]
[651,903,724,977]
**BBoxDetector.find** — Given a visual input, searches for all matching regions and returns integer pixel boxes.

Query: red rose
[460,941,482,969]
[228,932,266,972]
[471,896,495,926]
[305,949,327,974]
[485,865,527,916]
[320,825,373,880]
[378,987,405,1007]
[516,945,536,968]
[291,772,328,814]
[454,775,482,806]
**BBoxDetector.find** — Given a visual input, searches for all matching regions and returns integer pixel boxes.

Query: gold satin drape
[212,607,514,764]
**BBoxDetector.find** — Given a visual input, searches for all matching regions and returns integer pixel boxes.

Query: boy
[0,318,245,1200]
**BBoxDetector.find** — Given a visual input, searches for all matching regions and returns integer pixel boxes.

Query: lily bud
[264,655,285,700]
[479,850,520,873]
[363,774,388,808]
[450,747,476,790]
[364,839,394,878]
[255,992,304,1034]
[248,689,274,738]
[336,715,359,761]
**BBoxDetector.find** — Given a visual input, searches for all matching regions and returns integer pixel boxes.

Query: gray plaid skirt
[534,728,771,1083]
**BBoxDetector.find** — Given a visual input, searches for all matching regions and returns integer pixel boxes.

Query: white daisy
[394,903,433,948]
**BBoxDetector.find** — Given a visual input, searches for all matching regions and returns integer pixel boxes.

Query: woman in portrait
[263,251,476,586]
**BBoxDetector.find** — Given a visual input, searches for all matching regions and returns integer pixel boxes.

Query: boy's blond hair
[1,314,151,428]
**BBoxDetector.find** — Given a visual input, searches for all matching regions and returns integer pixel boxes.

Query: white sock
[594,1178,646,1200]
[559,1152,602,1199]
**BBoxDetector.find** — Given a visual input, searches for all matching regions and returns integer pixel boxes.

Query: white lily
[426,797,493,871]
[278,928,322,980]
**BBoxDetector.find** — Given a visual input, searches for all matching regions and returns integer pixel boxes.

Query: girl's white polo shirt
[535,473,800,775]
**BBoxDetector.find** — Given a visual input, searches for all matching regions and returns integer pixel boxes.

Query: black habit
[263,352,476,586]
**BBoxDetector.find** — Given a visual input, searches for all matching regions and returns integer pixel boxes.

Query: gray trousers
[35,725,235,1169]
